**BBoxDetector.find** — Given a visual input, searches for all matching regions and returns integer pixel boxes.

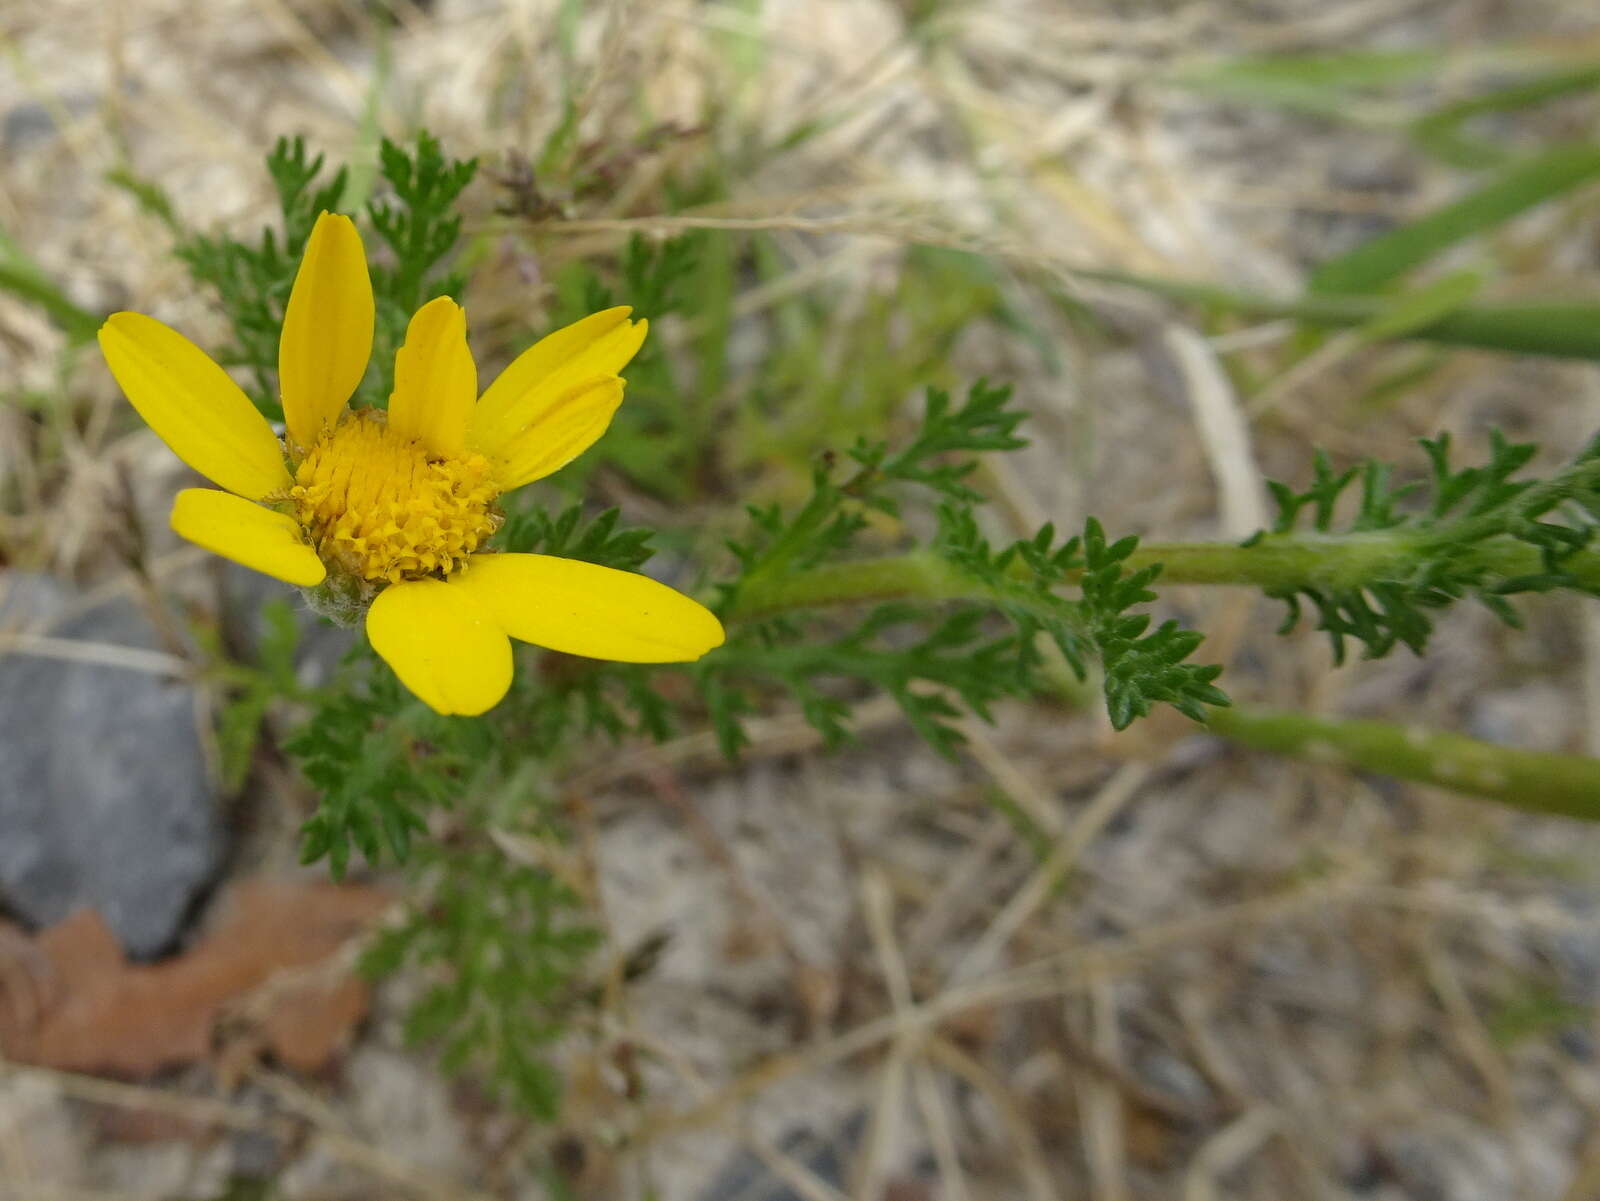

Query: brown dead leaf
[0,877,391,1078]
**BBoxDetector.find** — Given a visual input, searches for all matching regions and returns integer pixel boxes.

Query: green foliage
[288,639,607,1113]
[553,231,715,499]
[705,606,1020,759]
[852,381,1029,506]
[494,500,656,571]
[937,509,1228,729]
[210,600,304,793]
[733,246,1036,478]
[363,840,601,1120]
[712,381,1225,742]
[1257,432,1600,662]
[708,387,1027,755]
[728,381,1025,587]
[290,657,460,878]
[582,231,702,319]
[367,133,477,310]
[366,132,478,398]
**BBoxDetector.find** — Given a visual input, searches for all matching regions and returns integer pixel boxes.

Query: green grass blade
[105,167,180,232]
[1080,268,1600,360]
[338,12,392,213]
[1411,62,1600,167]
[1354,270,1483,343]
[1405,299,1600,359]
[0,226,100,342]
[1168,48,1442,121]
[1309,144,1600,294]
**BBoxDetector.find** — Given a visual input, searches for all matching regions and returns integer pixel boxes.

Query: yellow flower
[100,211,724,716]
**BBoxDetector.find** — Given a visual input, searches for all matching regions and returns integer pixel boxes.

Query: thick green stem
[732,550,969,617]
[1207,705,1600,820]
[729,534,1600,618]
[1038,662,1600,817]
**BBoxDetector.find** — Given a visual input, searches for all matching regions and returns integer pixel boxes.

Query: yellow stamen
[291,411,500,584]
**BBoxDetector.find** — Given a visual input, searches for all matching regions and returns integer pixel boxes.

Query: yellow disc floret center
[291,411,500,584]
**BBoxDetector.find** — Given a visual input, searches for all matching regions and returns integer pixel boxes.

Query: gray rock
[2,103,58,152]
[0,572,222,957]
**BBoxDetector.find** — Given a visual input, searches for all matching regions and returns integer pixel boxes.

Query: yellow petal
[468,307,646,454]
[450,553,725,663]
[388,296,477,458]
[99,313,289,500]
[489,376,624,490]
[279,212,374,450]
[170,488,325,586]
[367,577,512,716]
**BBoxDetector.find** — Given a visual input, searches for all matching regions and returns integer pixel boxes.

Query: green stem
[725,535,1600,819]
[1077,267,1600,361]
[1042,661,1600,817]
[1207,705,1600,820]
[729,534,1600,619]
[732,549,968,617]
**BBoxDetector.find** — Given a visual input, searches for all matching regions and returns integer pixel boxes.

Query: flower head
[101,212,724,715]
